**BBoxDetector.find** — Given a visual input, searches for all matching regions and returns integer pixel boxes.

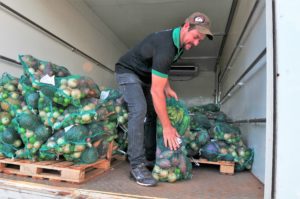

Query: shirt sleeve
[151,45,174,78]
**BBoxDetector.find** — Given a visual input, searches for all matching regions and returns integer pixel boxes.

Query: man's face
[182,28,206,50]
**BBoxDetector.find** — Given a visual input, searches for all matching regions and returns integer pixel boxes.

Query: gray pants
[115,73,157,168]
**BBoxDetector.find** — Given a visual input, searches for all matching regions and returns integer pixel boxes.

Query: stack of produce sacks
[0,55,128,164]
[0,74,24,158]
[152,98,192,183]
[188,103,254,171]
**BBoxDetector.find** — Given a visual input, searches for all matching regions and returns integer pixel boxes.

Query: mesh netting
[19,55,70,84]
[0,125,23,158]
[39,121,117,164]
[190,113,211,130]
[211,122,241,144]
[13,112,52,160]
[185,128,210,157]
[189,103,220,113]
[0,73,23,117]
[153,98,192,183]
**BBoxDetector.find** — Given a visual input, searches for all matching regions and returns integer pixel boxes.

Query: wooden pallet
[191,158,235,175]
[0,142,114,184]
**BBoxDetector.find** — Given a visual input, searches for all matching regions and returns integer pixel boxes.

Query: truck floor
[0,159,264,199]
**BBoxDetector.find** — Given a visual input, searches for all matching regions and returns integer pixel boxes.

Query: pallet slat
[191,158,235,175]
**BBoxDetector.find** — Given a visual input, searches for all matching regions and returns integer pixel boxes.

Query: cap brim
[196,26,213,40]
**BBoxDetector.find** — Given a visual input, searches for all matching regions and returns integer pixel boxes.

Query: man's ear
[183,22,190,29]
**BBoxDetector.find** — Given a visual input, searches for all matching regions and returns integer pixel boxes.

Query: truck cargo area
[0,160,263,199]
[0,0,299,198]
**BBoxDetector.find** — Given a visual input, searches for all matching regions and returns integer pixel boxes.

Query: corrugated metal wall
[217,0,266,183]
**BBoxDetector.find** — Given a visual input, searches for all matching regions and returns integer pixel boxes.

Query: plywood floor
[0,159,264,199]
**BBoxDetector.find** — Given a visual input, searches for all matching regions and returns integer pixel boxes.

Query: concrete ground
[0,160,264,199]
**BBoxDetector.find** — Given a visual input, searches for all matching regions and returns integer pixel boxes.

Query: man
[115,12,213,187]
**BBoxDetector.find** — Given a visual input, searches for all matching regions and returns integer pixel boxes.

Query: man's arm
[151,74,180,150]
[164,79,178,100]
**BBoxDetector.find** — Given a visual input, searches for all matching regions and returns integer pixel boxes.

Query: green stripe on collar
[172,27,183,62]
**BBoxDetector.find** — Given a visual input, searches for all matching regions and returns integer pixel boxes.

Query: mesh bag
[0,125,23,158]
[189,103,220,113]
[0,73,22,117]
[205,111,228,122]
[200,140,220,161]
[99,88,128,124]
[211,122,241,144]
[38,92,65,127]
[234,147,254,171]
[113,125,128,156]
[99,87,122,104]
[39,126,92,162]
[88,121,118,159]
[18,75,39,112]
[190,113,211,130]
[153,98,192,183]
[13,113,52,160]
[19,55,70,85]
[38,75,100,107]
[215,140,238,162]
[39,123,114,164]
[185,128,210,157]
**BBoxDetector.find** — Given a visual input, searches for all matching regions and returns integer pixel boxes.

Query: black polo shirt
[115,27,183,84]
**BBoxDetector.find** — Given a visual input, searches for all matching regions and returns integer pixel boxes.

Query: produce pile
[0,55,128,164]
[152,98,192,183]
[188,103,254,171]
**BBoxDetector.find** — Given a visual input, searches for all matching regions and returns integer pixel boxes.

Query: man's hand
[164,87,178,100]
[163,126,180,150]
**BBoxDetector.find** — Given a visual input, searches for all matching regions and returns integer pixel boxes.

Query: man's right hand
[163,126,180,150]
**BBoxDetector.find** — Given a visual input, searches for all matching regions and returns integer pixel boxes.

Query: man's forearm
[151,89,171,128]
[165,79,171,91]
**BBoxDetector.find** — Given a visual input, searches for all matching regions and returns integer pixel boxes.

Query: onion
[33,141,42,149]
[57,137,66,145]
[63,144,71,154]
[25,130,34,138]
[27,143,33,149]
[71,89,81,99]
[39,111,46,117]
[67,78,78,88]
[39,64,45,70]
[115,106,121,113]
[72,152,82,159]
[81,114,91,123]
[1,116,11,126]
[13,140,22,148]
[60,79,67,86]
[159,170,168,178]
[53,111,60,119]
[167,172,177,183]
[62,88,71,96]
[74,144,86,152]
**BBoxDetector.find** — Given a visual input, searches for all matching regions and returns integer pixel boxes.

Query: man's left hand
[164,87,178,100]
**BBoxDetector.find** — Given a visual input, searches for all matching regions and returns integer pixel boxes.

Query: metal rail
[218,0,259,83]
[227,118,266,124]
[0,54,21,66]
[220,48,266,104]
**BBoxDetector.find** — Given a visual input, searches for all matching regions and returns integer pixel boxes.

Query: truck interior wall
[0,0,127,87]
[171,71,215,106]
[217,0,266,183]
